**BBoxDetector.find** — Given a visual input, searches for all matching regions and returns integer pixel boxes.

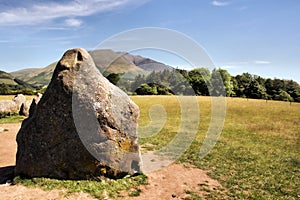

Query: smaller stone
[0,127,4,133]
[28,93,42,117]
[13,94,26,109]
[0,100,19,115]
[19,100,32,117]
[172,194,177,198]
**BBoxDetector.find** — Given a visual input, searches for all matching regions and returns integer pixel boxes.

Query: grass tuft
[14,174,148,199]
[0,114,26,124]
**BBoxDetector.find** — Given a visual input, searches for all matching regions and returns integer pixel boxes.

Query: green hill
[11,62,57,88]
[0,70,17,85]
[90,49,148,80]
[0,70,34,93]
[0,70,33,88]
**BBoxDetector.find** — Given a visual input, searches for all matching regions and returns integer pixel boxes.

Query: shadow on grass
[0,165,15,184]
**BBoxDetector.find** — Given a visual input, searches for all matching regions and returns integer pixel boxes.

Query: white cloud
[211,0,230,7]
[254,60,271,65]
[0,0,146,26]
[65,18,83,27]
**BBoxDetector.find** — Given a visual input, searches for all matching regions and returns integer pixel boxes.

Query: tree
[0,84,9,94]
[247,80,267,99]
[135,84,157,95]
[264,78,275,98]
[105,73,120,85]
[211,68,233,96]
[285,80,300,102]
[274,90,293,102]
[233,73,253,98]
[131,74,146,91]
[188,68,211,95]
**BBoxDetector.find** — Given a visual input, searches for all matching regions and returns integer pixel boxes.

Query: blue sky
[0,0,299,82]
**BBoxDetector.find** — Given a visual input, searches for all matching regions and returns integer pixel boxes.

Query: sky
[0,0,299,82]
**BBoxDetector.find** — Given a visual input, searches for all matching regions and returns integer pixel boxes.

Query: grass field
[8,96,300,199]
[135,96,299,199]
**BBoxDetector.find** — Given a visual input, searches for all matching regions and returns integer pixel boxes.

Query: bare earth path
[0,123,222,200]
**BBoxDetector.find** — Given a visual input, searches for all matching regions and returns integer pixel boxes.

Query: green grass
[128,188,142,197]
[0,114,26,124]
[0,95,34,124]
[12,96,300,199]
[132,96,299,199]
[14,174,148,199]
[184,189,203,200]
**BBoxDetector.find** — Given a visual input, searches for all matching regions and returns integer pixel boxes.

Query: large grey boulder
[15,48,142,179]
[0,94,26,116]
[0,100,18,116]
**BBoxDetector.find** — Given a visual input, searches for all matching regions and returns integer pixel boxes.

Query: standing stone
[0,100,18,116]
[28,93,42,117]
[19,100,32,117]
[0,94,26,116]
[13,94,26,109]
[15,48,142,179]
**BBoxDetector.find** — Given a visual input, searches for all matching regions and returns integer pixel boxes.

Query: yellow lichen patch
[118,137,132,152]
[100,167,107,174]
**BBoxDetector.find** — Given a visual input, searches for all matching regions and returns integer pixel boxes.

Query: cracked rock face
[15,48,142,179]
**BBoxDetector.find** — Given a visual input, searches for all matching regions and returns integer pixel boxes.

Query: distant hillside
[89,49,148,80]
[0,70,33,89]
[11,62,57,88]
[122,53,173,72]
[11,50,174,88]
[0,70,17,85]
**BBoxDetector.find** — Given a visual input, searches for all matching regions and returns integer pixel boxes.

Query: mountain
[89,49,148,80]
[122,53,173,72]
[0,70,33,89]
[0,70,17,85]
[11,62,57,88]
[11,49,174,88]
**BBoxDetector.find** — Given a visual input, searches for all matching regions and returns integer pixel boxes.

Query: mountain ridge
[11,49,173,88]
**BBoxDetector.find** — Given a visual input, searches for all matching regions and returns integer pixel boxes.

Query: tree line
[109,68,300,102]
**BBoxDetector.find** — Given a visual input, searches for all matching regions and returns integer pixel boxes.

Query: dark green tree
[274,90,294,102]
[188,68,211,95]
[233,73,253,98]
[105,73,120,85]
[211,68,233,96]
[247,80,268,99]
[135,84,158,95]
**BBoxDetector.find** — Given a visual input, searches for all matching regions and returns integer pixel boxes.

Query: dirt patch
[122,163,221,200]
[0,184,96,200]
[0,123,20,167]
[0,123,222,199]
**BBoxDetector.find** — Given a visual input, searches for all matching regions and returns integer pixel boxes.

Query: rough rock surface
[0,94,27,116]
[28,93,42,117]
[15,48,142,180]
[19,93,42,117]
[19,100,32,117]
[13,94,26,108]
[0,100,18,116]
